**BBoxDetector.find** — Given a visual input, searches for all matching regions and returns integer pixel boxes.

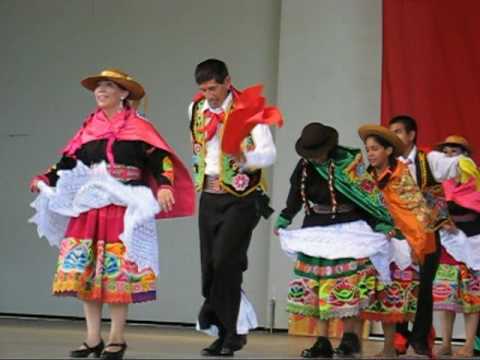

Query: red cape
[62,108,195,219]
[193,84,283,154]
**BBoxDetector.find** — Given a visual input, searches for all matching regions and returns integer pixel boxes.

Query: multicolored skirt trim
[52,205,156,304]
[286,253,377,320]
[360,263,419,323]
[433,247,480,313]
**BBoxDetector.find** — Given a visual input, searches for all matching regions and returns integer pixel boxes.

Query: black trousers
[396,232,441,345]
[197,191,261,335]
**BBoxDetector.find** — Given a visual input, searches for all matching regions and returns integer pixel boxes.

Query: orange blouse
[376,161,436,263]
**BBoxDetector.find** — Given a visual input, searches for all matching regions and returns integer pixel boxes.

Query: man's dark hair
[195,59,229,85]
[389,115,418,143]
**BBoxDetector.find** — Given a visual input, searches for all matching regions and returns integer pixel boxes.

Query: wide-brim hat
[436,135,472,154]
[358,124,406,157]
[81,68,145,100]
[295,122,339,159]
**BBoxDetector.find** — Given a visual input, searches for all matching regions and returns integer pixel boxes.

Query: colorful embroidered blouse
[38,140,174,188]
[375,161,436,263]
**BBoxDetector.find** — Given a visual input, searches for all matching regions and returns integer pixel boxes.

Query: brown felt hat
[295,122,339,158]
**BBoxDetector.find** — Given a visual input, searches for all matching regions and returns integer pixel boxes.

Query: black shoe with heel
[301,336,334,358]
[101,343,127,360]
[334,332,361,357]
[70,340,104,358]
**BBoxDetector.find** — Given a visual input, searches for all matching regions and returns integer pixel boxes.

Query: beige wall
[7,0,456,337]
[0,0,280,324]
[267,0,383,328]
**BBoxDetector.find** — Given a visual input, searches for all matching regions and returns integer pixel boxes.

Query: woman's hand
[386,230,396,240]
[442,222,458,234]
[30,177,41,193]
[157,187,175,212]
[273,215,291,236]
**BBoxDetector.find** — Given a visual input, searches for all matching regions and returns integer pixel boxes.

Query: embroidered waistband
[106,164,142,182]
[203,175,226,194]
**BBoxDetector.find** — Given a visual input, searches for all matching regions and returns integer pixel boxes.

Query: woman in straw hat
[431,135,480,357]
[358,124,439,357]
[29,69,195,359]
[274,122,401,358]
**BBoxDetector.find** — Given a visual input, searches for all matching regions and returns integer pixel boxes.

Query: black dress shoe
[219,334,247,356]
[334,332,361,357]
[410,340,431,357]
[70,340,104,358]
[201,338,224,356]
[101,343,127,360]
[218,347,235,357]
[301,336,334,358]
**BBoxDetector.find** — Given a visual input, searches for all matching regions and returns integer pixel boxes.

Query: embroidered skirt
[360,263,419,323]
[52,204,157,304]
[433,247,480,313]
[286,253,377,320]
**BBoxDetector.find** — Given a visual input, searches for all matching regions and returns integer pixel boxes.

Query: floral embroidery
[355,163,366,176]
[391,165,434,230]
[190,99,262,195]
[360,179,375,193]
[232,174,250,191]
[61,240,92,272]
[53,237,156,304]
[287,257,377,319]
[433,263,480,313]
[193,143,202,154]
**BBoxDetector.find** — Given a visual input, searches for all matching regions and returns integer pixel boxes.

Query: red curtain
[381,0,480,161]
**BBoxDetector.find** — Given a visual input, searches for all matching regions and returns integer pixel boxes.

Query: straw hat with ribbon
[358,124,407,157]
[81,68,146,101]
[436,135,472,155]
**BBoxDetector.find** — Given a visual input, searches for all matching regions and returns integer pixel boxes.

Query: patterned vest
[415,150,450,228]
[190,99,263,196]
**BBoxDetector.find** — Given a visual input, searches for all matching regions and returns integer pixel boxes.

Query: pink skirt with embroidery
[52,204,157,304]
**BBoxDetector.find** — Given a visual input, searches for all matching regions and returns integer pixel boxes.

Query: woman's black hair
[116,83,131,108]
[365,134,397,167]
[440,143,470,156]
[365,134,398,189]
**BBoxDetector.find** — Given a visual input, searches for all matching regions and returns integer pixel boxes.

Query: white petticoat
[279,220,414,284]
[196,290,258,336]
[29,161,161,275]
[440,229,480,270]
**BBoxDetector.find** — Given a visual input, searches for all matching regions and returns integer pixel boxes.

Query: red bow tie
[200,109,225,141]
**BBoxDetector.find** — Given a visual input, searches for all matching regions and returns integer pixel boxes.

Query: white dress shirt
[188,93,277,176]
[398,145,460,184]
